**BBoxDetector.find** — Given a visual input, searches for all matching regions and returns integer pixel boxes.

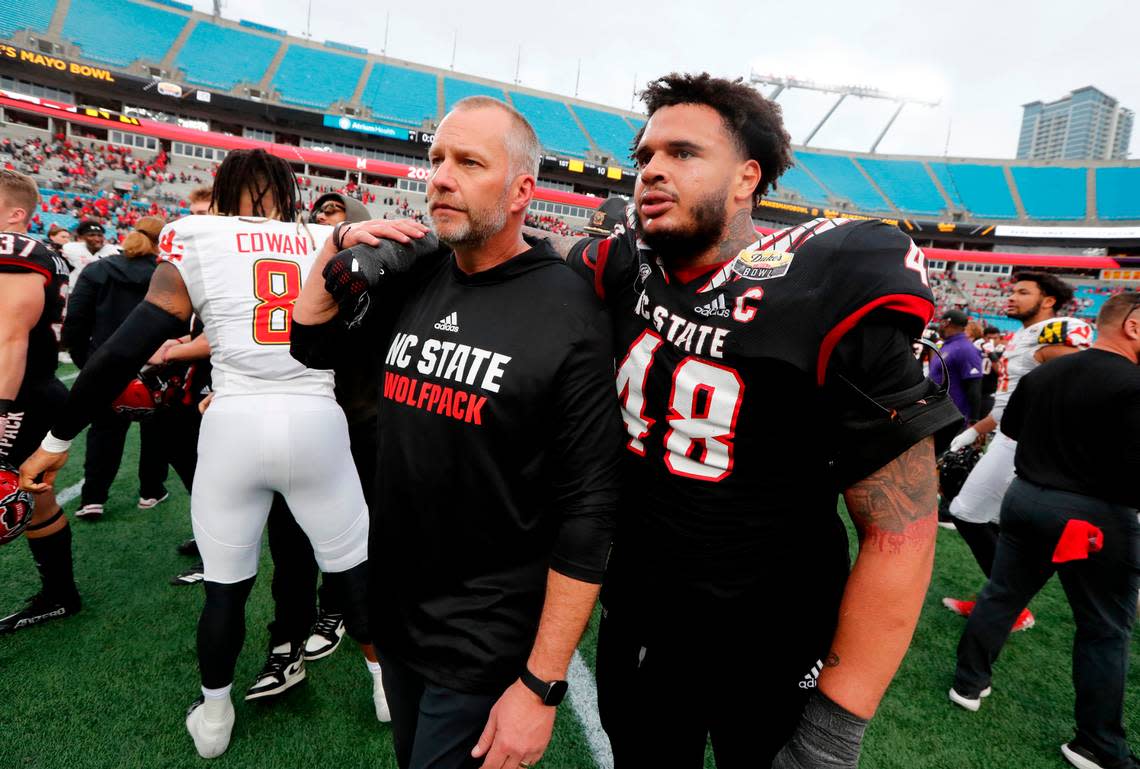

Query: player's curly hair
[211,149,299,221]
[1012,270,1073,311]
[633,72,794,201]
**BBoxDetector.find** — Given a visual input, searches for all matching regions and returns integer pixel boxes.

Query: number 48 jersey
[157,216,334,397]
[569,216,942,599]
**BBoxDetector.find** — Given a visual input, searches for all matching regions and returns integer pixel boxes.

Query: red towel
[1052,519,1104,564]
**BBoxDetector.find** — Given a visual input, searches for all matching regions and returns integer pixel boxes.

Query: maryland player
[0,170,81,634]
[530,73,961,769]
[20,150,380,759]
[943,272,1092,624]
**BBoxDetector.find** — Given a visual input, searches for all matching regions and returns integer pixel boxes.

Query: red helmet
[111,377,159,419]
[0,461,35,546]
[111,366,192,420]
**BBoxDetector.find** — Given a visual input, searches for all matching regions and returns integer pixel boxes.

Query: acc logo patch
[730,245,796,281]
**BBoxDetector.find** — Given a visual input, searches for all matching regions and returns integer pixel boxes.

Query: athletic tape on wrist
[41,431,72,453]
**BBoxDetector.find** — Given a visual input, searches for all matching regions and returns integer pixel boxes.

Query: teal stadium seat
[929,163,1018,219]
[1073,286,1112,318]
[859,158,946,216]
[62,0,186,67]
[1010,167,1086,220]
[774,165,829,205]
[361,65,438,126]
[795,152,890,212]
[443,78,505,113]
[572,105,637,164]
[271,46,364,110]
[0,0,55,38]
[508,92,591,158]
[176,22,280,90]
[39,211,78,231]
[1095,168,1140,220]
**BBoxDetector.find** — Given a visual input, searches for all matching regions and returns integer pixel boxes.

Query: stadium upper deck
[2,0,1139,228]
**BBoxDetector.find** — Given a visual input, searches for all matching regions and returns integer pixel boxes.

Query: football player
[942,272,1091,627]
[19,150,387,758]
[520,72,963,768]
[0,170,81,634]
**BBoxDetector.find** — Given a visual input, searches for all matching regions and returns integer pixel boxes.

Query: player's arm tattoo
[143,262,193,321]
[843,436,937,551]
[522,226,580,260]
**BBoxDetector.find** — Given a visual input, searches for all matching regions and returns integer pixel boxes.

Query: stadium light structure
[750,72,940,153]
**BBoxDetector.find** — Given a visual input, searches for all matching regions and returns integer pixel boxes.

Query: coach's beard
[431,188,511,251]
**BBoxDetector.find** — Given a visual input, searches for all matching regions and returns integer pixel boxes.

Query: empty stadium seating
[361,65,438,126]
[509,92,591,157]
[930,163,1018,219]
[62,0,186,67]
[572,105,637,163]
[443,77,505,113]
[271,45,365,110]
[795,152,890,211]
[175,21,280,90]
[1072,285,1114,318]
[1095,167,1140,220]
[859,158,946,216]
[774,164,829,205]
[0,0,54,38]
[1010,166,1086,220]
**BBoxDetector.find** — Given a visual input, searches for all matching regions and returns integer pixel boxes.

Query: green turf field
[2,373,1137,768]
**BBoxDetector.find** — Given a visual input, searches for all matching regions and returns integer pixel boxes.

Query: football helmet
[937,446,983,505]
[111,366,192,420]
[0,460,35,546]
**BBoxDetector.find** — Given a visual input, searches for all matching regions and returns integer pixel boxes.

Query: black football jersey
[0,231,69,392]
[569,216,937,606]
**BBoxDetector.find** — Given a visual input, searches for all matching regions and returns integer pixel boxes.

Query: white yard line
[56,478,83,505]
[60,372,79,383]
[567,650,613,769]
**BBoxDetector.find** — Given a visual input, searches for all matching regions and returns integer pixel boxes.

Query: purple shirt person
[930,309,984,420]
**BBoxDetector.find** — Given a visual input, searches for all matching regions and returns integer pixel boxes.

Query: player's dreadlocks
[211,148,299,221]
[633,72,794,200]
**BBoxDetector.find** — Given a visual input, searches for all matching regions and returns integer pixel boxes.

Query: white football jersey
[992,316,1092,421]
[157,215,334,397]
[62,240,119,291]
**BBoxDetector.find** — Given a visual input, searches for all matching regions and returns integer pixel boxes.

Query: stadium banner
[1100,269,1140,281]
[322,114,411,141]
[995,225,1140,241]
[0,44,117,84]
[541,154,637,182]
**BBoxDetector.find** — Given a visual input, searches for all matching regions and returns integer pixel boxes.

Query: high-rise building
[1017,86,1133,161]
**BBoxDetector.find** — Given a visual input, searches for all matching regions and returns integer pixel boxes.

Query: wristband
[41,431,72,453]
[333,222,353,251]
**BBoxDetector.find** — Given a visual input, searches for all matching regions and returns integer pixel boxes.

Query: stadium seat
[795,152,891,212]
[1010,166,1086,220]
[271,46,365,110]
[62,0,187,67]
[572,105,637,164]
[175,22,280,90]
[774,164,830,205]
[859,158,946,216]
[508,92,592,158]
[0,0,55,39]
[443,77,505,113]
[361,65,438,126]
[929,163,1018,219]
[1095,167,1140,220]
[38,211,78,231]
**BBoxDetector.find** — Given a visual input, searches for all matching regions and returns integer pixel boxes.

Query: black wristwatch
[519,667,568,706]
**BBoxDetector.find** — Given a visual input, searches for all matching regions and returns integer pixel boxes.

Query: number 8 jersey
[569,215,943,600]
[157,216,334,397]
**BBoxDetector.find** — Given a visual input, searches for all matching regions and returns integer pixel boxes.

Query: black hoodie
[62,252,161,368]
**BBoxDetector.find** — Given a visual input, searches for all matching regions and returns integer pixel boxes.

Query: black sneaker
[170,562,205,586]
[246,641,306,701]
[304,610,346,660]
[1062,741,1140,769]
[176,538,200,557]
[0,592,81,634]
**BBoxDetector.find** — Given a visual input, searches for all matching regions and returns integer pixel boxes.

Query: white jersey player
[949,275,1092,527]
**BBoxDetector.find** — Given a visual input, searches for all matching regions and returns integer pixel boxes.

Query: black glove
[322,232,439,329]
[770,692,868,769]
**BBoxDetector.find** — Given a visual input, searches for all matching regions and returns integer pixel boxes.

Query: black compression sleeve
[52,301,188,441]
[963,377,983,422]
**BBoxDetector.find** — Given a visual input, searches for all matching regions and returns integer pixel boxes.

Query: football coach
[291,96,624,769]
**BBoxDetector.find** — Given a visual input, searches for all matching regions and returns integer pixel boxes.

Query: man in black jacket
[62,216,183,520]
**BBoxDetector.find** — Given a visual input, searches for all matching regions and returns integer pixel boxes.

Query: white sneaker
[75,503,103,521]
[948,686,992,712]
[138,492,170,510]
[372,670,391,723]
[185,697,235,759]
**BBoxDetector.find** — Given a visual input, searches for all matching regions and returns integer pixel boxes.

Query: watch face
[547,680,569,705]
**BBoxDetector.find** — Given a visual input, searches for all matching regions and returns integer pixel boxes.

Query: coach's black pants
[954,478,1140,762]
[380,654,499,769]
[266,416,376,645]
[81,409,167,506]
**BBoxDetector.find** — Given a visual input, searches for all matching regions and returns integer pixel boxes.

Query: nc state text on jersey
[634,295,730,359]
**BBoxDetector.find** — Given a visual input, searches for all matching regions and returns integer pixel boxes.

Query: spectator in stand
[47,224,71,256]
[931,309,985,423]
[188,186,213,216]
[61,217,172,521]
[62,220,119,292]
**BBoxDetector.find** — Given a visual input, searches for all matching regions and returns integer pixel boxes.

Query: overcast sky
[195,0,1137,160]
